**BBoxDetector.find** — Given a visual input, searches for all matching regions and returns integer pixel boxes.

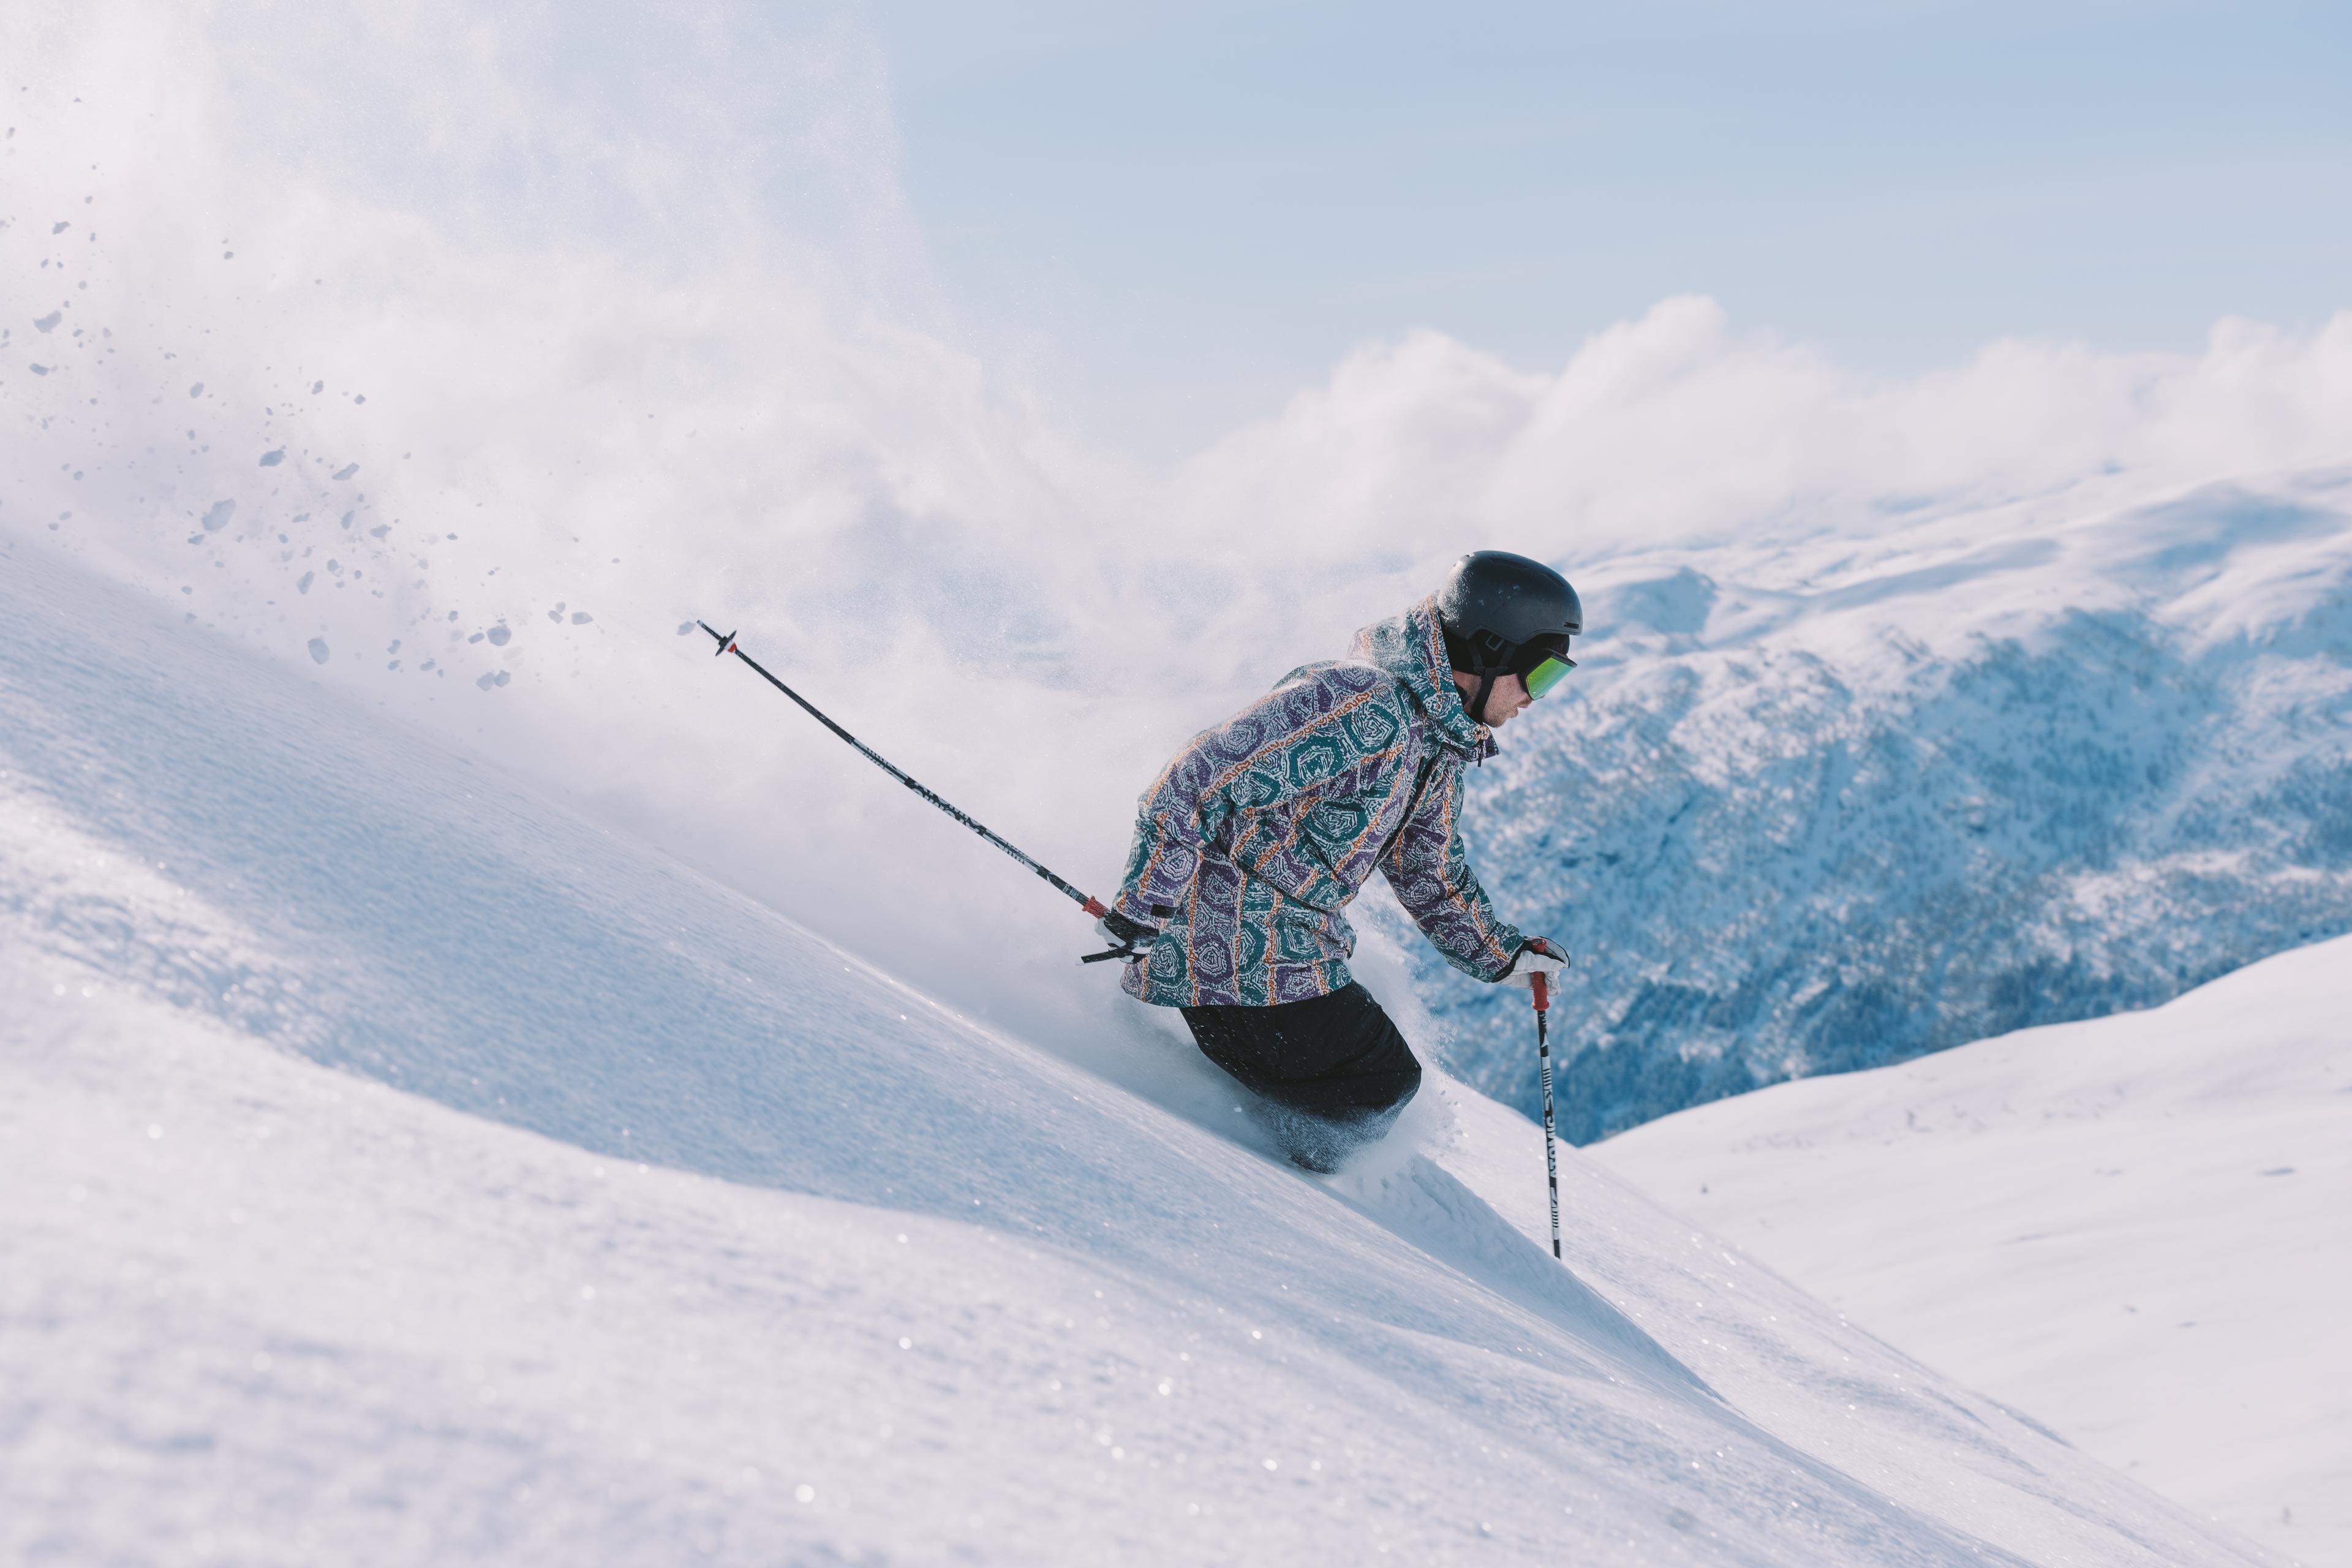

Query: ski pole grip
[1530,971,1548,1012]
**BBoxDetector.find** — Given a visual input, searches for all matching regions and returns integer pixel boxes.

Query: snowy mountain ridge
[1412,464,2352,1138]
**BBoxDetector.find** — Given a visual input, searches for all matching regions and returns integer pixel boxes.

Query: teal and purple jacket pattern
[1110,595,1528,1008]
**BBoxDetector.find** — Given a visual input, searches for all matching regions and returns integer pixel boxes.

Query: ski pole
[695,620,1110,922]
[1532,971,1561,1259]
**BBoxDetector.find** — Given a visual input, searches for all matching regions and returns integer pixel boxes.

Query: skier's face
[1453,669,1531,727]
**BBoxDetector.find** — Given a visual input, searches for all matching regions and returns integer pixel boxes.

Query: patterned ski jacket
[1110,595,1528,1008]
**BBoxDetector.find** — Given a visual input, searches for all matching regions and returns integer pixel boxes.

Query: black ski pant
[1179,982,1422,1172]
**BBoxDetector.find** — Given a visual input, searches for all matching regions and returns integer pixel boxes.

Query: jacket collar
[1348,594,1494,759]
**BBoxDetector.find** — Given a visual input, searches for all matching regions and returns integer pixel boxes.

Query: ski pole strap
[697,620,1107,917]
[1078,905,1175,965]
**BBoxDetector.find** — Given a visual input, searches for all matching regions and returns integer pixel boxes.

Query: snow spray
[694,620,1114,929]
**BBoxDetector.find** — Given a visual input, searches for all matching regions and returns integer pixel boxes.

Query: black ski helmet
[1437,551,1583,724]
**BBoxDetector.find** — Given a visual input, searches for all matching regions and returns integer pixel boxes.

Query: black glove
[1080,907,1167,965]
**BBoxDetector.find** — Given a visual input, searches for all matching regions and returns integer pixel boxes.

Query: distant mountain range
[1393,466,2352,1141]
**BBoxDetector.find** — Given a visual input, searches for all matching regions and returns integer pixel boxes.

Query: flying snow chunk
[297,572,314,594]
[311,380,324,394]
[33,311,61,333]
[50,221,69,235]
[570,612,592,625]
[30,364,50,375]
[259,449,285,467]
[307,638,330,665]
[476,670,511,690]
[188,382,204,398]
[676,622,694,635]
[201,500,236,532]
[332,463,358,481]
[486,625,511,647]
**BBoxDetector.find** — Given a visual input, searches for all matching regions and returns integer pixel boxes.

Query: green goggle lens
[1522,653,1577,699]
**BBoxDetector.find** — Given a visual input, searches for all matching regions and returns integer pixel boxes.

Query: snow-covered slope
[1418,466,2352,1139]
[0,535,2282,1564]
[1593,939,2351,1567]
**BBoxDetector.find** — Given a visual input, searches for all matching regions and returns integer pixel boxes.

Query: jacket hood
[1348,595,1490,756]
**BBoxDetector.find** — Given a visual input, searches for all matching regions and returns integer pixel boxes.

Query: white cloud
[1174,296,2352,567]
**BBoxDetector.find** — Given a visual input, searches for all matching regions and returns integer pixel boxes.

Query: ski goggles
[1519,639,1577,699]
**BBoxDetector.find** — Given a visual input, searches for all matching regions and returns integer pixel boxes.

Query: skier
[1093,551,1580,1171]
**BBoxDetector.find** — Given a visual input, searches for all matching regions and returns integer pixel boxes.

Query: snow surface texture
[0,523,2283,1563]
[1409,467,2352,1139]
[1594,941,2352,1566]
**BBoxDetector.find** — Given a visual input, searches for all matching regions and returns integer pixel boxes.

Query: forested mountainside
[1406,469,2352,1140]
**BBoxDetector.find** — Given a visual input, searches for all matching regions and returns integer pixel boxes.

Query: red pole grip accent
[1082,896,1108,919]
[1530,971,1548,1012]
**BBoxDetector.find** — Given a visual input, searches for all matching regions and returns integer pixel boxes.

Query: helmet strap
[1452,628,1513,726]
[1468,672,1498,726]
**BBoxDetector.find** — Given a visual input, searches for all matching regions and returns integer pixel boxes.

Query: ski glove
[1502,935,1570,987]
[1080,907,1168,965]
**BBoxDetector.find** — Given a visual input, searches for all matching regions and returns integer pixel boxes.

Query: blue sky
[861,0,2352,447]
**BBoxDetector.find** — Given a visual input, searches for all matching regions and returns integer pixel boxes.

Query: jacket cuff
[1114,890,1175,928]
[1480,925,1528,981]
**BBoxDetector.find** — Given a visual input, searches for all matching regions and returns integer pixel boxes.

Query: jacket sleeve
[1111,668,1396,927]
[1376,758,1525,981]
